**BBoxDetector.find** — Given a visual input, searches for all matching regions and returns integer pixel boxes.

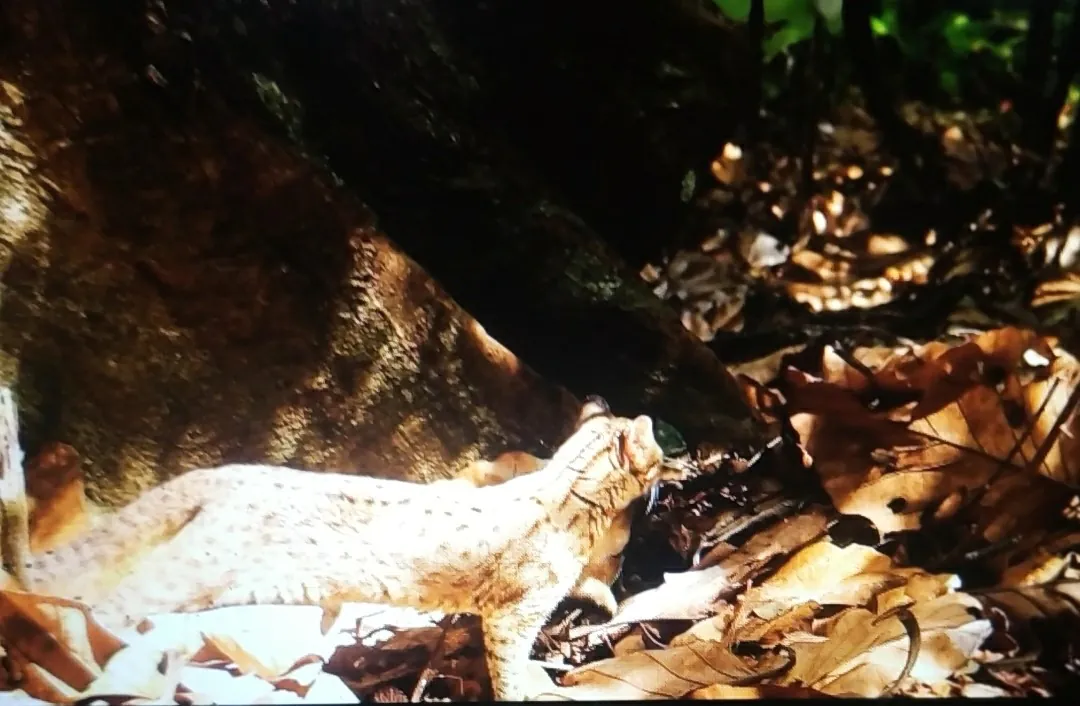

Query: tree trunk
[0,0,768,508]
[112,0,765,455]
[0,1,584,507]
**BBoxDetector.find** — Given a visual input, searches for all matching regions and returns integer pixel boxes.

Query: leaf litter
[5,325,1080,700]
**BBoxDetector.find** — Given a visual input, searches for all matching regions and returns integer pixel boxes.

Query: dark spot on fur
[470,506,483,513]
[494,581,528,606]
[274,482,284,490]
[456,524,469,532]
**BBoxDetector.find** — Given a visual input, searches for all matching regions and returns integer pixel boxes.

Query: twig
[874,606,921,695]
[409,614,457,702]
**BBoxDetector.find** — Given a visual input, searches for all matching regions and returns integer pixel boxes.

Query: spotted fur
[22,404,674,699]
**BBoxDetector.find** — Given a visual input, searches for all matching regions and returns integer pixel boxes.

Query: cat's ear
[576,395,611,427]
[619,415,662,473]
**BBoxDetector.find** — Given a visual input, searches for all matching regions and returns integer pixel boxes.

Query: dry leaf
[784,330,1079,537]
[781,592,991,696]
[742,541,901,619]
[609,510,829,625]
[150,604,332,677]
[0,590,124,696]
[545,637,784,701]
[975,579,1080,623]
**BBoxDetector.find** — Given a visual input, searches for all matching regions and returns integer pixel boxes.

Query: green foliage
[714,0,1071,107]
[871,1,1029,100]
[653,418,688,457]
[712,0,842,59]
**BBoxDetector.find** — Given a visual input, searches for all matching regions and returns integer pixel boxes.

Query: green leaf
[654,419,688,458]
[764,23,811,59]
[769,0,817,27]
[713,0,818,25]
[711,0,752,21]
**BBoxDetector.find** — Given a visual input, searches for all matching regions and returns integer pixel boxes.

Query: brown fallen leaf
[0,590,126,698]
[739,541,905,620]
[604,509,830,626]
[199,632,283,681]
[270,660,323,698]
[782,329,1079,538]
[676,541,964,655]
[324,608,485,698]
[994,530,1080,586]
[541,637,788,701]
[576,539,991,699]
[974,579,1080,624]
[780,592,992,696]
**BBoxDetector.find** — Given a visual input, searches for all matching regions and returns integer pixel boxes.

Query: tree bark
[1,0,768,510]
[0,1,584,507]
[111,0,765,456]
